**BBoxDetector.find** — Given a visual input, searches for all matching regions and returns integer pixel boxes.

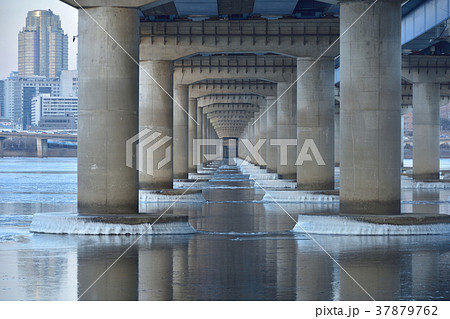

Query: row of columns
[76,0,442,216]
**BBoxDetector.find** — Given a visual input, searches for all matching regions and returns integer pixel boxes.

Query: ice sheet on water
[293,215,450,235]
[30,213,196,235]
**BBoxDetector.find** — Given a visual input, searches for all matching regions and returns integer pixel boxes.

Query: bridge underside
[59,0,450,217]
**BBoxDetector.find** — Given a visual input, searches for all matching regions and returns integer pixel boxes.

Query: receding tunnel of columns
[67,0,449,218]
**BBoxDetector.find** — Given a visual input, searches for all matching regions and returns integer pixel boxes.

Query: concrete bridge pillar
[340,0,402,215]
[202,112,208,165]
[139,60,173,190]
[266,96,278,173]
[239,127,249,160]
[401,114,404,167]
[78,7,139,214]
[197,106,203,169]
[252,111,260,165]
[276,82,297,179]
[173,84,189,179]
[36,138,48,158]
[188,98,198,173]
[413,82,440,179]
[258,105,267,168]
[335,110,340,166]
[297,57,335,190]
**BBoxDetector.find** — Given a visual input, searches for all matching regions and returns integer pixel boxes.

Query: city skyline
[0,1,77,79]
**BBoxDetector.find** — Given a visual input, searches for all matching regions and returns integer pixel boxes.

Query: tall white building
[3,72,21,123]
[0,80,5,119]
[60,70,78,97]
[31,94,77,129]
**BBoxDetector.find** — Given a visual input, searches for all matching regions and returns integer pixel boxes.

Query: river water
[0,157,449,300]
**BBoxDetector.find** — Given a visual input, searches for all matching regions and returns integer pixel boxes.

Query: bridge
[58,0,450,218]
[0,132,77,158]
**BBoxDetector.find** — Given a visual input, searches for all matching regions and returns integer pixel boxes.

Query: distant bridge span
[0,132,77,158]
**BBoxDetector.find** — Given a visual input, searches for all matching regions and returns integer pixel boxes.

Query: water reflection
[72,234,450,300]
[1,158,450,300]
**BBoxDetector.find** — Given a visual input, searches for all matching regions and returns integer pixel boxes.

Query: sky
[0,0,78,79]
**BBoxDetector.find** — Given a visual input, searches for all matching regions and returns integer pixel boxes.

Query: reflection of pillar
[413,189,440,215]
[139,61,173,189]
[78,7,139,214]
[172,245,188,300]
[411,251,439,298]
[277,82,296,178]
[138,248,173,300]
[296,252,333,300]
[266,96,277,173]
[339,252,401,300]
[78,246,138,300]
[188,98,198,173]
[173,84,189,179]
[340,0,402,215]
[297,57,334,190]
[276,238,297,300]
[413,82,440,179]
[36,138,48,158]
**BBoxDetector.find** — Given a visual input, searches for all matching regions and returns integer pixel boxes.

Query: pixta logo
[126,128,172,176]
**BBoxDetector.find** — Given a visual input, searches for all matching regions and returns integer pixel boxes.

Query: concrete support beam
[297,57,334,190]
[276,82,297,179]
[198,94,264,107]
[413,82,440,179]
[140,19,340,60]
[190,81,277,99]
[139,60,173,189]
[78,7,139,214]
[188,98,198,173]
[36,138,48,158]
[340,0,402,215]
[173,84,189,179]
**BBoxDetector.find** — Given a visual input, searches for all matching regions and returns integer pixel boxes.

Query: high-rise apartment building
[3,72,21,124]
[0,80,5,119]
[18,10,68,78]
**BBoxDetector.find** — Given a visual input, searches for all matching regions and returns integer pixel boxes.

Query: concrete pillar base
[340,201,401,216]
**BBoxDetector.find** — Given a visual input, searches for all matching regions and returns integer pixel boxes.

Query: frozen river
[0,157,449,300]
